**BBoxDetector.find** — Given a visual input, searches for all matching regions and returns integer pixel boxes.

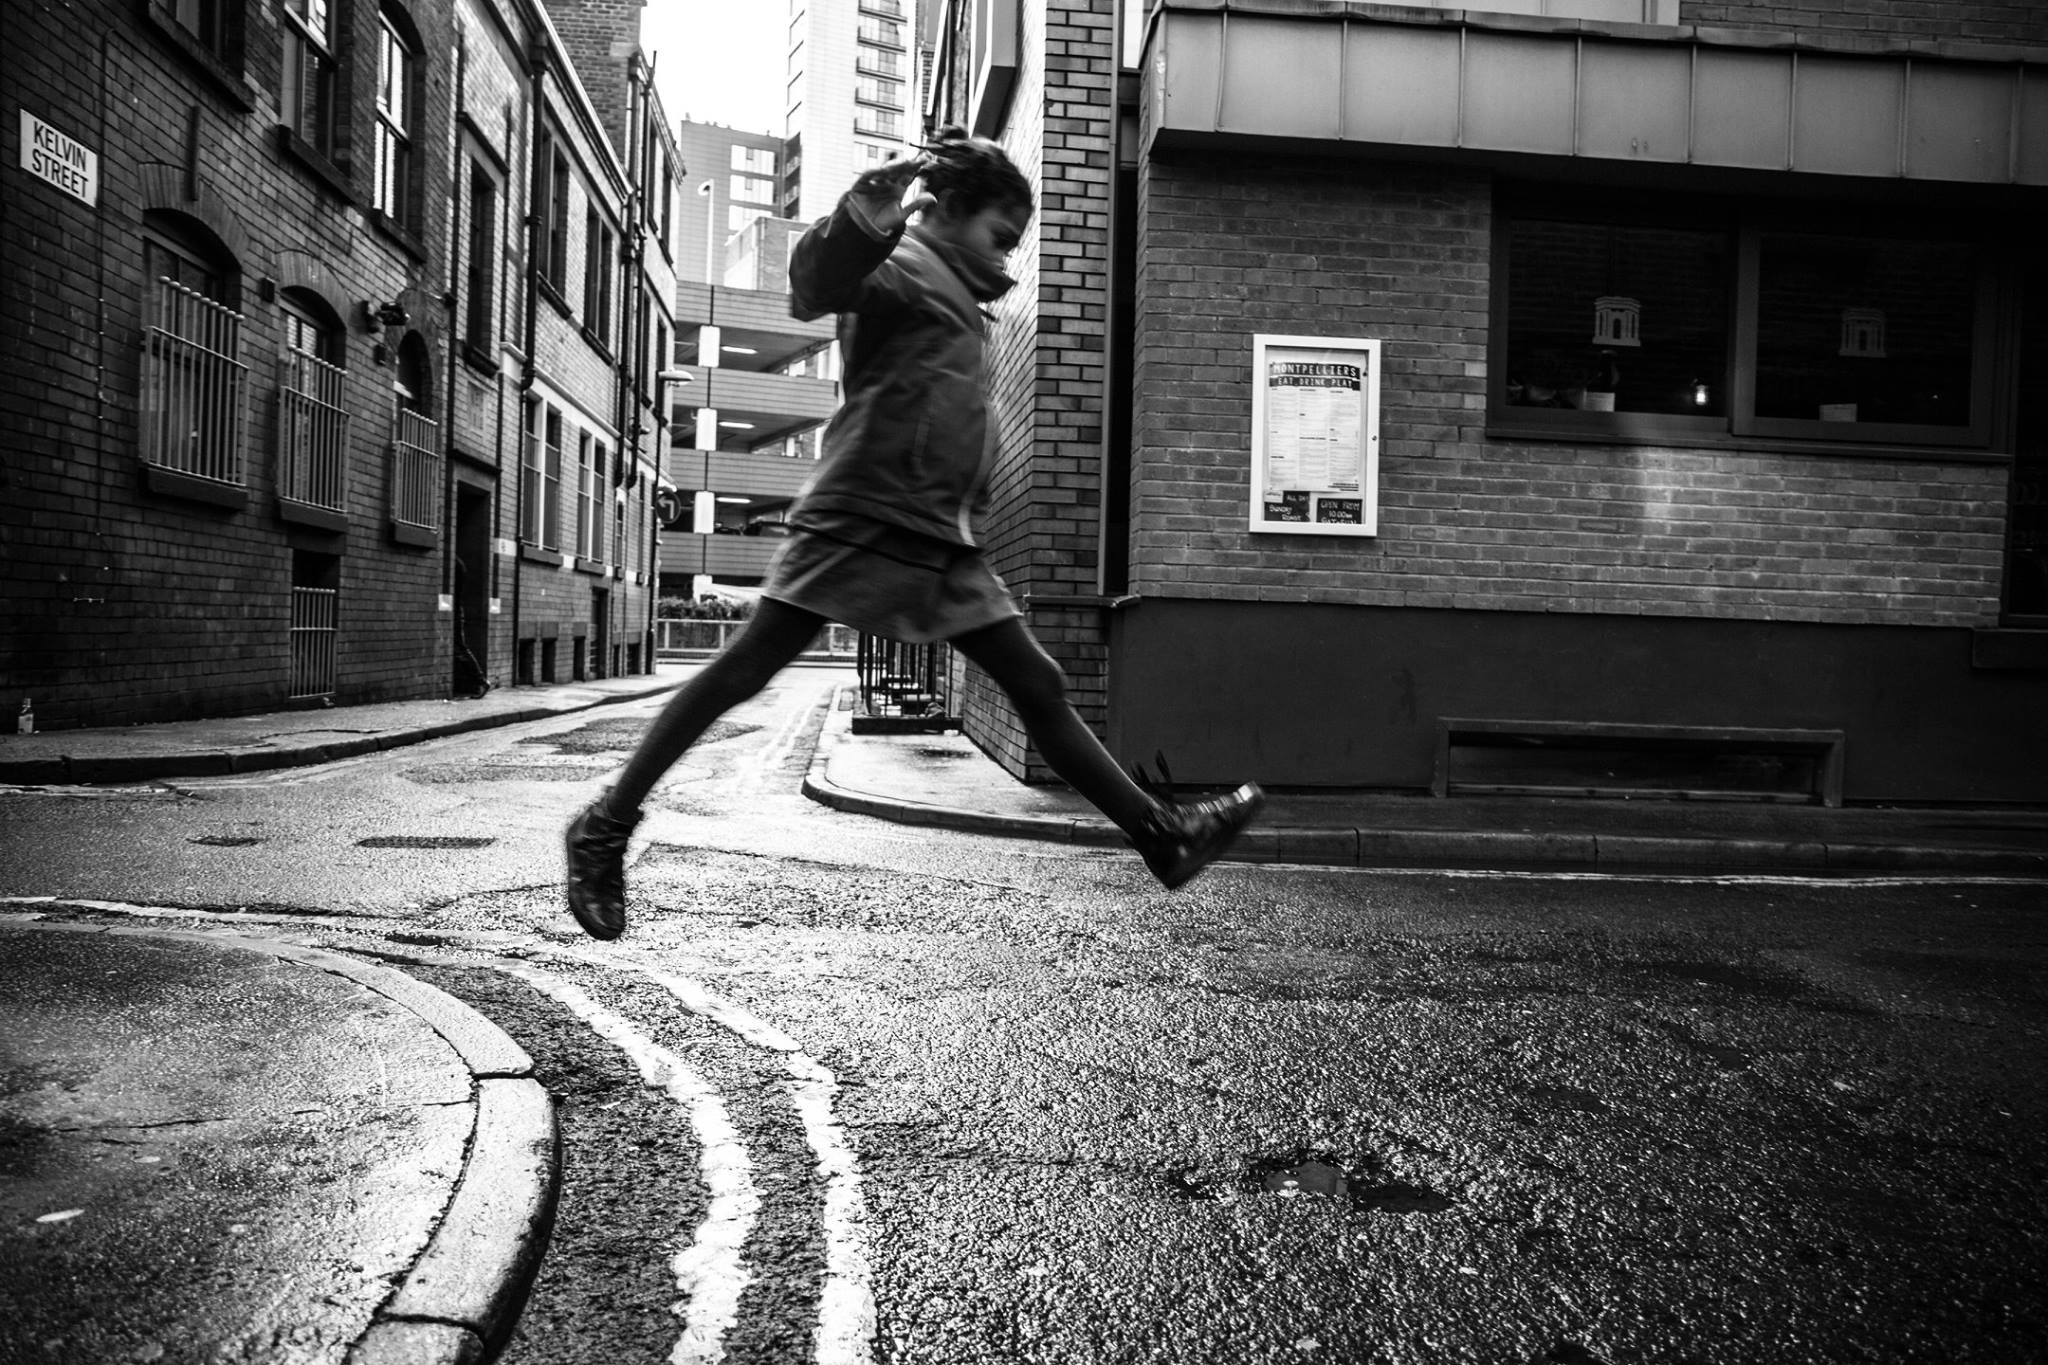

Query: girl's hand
[850,157,936,235]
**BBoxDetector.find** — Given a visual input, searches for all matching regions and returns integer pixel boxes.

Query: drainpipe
[442,31,467,695]
[618,59,645,675]
[513,38,549,679]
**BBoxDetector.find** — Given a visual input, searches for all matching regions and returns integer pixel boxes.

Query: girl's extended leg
[566,599,825,939]
[950,618,1263,887]
[606,598,826,815]
[950,617,1154,833]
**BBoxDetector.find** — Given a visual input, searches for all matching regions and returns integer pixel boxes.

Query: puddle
[1169,1150,1456,1214]
[188,835,263,847]
[357,835,497,850]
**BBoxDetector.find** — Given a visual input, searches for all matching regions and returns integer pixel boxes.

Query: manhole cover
[189,835,263,847]
[356,835,497,850]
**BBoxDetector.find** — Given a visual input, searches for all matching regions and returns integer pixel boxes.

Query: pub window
[372,10,420,228]
[1493,190,2002,451]
[463,157,499,361]
[280,0,339,162]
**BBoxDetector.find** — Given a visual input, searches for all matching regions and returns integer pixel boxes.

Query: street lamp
[697,178,717,284]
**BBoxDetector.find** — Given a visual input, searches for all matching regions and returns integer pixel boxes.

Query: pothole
[1166,1150,1455,1213]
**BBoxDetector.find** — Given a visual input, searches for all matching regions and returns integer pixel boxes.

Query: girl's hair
[919,126,1033,218]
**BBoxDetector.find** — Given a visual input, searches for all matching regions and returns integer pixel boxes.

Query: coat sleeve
[787,191,917,322]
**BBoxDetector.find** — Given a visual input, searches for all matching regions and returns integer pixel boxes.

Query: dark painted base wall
[1107,600,2048,804]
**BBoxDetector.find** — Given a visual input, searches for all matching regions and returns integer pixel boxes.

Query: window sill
[276,127,355,204]
[538,278,573,320]
[390,520,437,548]
[1483,418,2011,465]
[574,556,609,576]
[521,544,564,567]
[140,0,257,111]
[579,325,615,360]
[368,210,428,264]
[145,463,248,510]
[278,497,348,532]
[461,343,499,377]
[1972,628,2048,672]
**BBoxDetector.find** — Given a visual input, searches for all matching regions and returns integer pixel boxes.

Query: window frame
[462,153,500,366]
[280,0,340,164]
[1487,186,2013,462]
[372,10,419,230]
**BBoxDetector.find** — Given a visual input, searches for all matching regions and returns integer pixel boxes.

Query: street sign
[18,110,98,207]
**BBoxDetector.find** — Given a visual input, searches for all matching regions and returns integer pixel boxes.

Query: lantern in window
[1592,296,1641,348]
[1840,308,1886,358]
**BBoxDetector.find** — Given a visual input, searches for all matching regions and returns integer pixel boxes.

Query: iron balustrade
[142,278,247,486]
[277,350,351,512]
[654,619,860,659]
[391,406,441,532]
[289,586,338,699]
[856,635,951,720]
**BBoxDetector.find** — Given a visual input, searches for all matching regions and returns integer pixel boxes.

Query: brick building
[926,0,2048,804]
[0,0,671,731]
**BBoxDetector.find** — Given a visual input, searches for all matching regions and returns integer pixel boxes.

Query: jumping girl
[565,128,1264,940]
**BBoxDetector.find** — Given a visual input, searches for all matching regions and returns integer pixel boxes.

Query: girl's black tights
[604,603,1154,834]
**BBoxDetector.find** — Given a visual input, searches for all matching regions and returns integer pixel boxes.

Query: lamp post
[697,178,717,284]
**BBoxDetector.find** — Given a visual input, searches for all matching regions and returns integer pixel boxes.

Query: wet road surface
[3,665,2044,1364]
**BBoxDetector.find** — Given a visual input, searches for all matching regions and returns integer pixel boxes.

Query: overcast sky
[638,0,788,137]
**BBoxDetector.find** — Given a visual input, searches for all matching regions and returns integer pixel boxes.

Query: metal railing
[142,278,247,486]
[655,619,860,659]
[277,351,351,511]
[289,586,338,699]
[856,636,952,719]
[391,406,441,532]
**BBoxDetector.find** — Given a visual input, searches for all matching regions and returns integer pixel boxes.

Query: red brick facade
[0,0,666,732]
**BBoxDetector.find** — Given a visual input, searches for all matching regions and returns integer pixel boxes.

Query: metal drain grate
[356,835,497,849]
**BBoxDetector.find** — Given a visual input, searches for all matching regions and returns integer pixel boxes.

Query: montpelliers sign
[19,110,98,207]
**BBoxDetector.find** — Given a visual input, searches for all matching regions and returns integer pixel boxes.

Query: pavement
[3,666,2046,1363]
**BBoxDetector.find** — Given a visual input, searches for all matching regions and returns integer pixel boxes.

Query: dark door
[453,488,492,695]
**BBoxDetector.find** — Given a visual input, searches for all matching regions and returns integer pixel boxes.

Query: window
[277,292,349,514]
[576,431,596,558]
[390,335,439,536]
[859,0,902,19]
[543,408,564,549]
[169,0,233,63]
[728,205,766,235]
[729,174,775,203]
[732,145,776,176]
[372,14,416,227]
[856,75,902,109]
[854,105,902,140]
[858,17,902,48]
[141,216,246,488]
[541,142,571,295]
[856,141,899,170]
[857,46,902,80]
[583,208,614,346]
[1492,190,2002,451]
[520,399,544,543]
[281,0,338,161]
[463,159,498,358]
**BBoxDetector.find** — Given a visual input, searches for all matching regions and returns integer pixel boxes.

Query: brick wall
[959,0,1122,783]
[1681,0,2048,44]
[1130,153,2009,629]
[541,0,641,158]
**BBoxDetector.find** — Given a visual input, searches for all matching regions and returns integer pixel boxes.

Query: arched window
[277,288,349,515]
[390,333,441,538]
[140,211,247,490]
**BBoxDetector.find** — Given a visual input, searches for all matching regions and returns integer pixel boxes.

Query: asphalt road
[3,665,2044,1364]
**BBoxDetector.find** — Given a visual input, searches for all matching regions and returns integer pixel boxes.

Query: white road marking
[497,963,761,1365]
[559,947,877,1365]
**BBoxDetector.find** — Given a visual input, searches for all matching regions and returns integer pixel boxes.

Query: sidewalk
[1,669,2044,876]
[0,917,554,1365]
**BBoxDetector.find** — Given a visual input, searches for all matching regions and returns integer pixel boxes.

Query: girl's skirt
[760,512,1022,644]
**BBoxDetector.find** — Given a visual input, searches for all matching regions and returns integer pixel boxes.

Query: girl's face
[925,198,1030,271]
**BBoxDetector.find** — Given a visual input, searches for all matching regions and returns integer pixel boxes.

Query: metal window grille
[142,278,247,486]
[289,586,338,699]
[277,351,350,511]
[391,406,441,532]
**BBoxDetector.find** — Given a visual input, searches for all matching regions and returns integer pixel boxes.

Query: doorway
[453,487,492,695]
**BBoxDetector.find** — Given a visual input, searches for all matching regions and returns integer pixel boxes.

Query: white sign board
[1249,334,1380,536]
[19,110,98,207]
